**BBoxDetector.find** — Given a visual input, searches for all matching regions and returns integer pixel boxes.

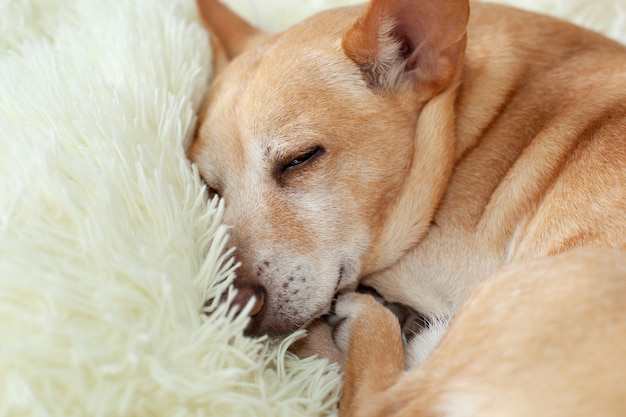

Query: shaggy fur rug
[0,0,623,416]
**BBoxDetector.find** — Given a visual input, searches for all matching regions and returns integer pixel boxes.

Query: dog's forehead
[204,39,366,145]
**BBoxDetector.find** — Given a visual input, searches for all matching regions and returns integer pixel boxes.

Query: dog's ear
[343,0,469,95]
[196,0,267,72]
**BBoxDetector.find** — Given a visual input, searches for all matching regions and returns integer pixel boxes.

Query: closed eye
[281,146,324,172]
[207,187,219,199]
[199,176,220,199]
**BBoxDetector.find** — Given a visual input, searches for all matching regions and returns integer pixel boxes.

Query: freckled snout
[212,245,344,337]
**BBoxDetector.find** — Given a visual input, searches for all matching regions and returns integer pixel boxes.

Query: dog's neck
[362,84,459,276]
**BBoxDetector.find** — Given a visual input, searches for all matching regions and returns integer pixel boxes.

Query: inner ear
[342,0,469,94]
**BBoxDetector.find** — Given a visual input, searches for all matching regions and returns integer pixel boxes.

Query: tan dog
[189,0,626,414]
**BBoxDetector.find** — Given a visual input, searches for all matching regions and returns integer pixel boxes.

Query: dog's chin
[244,298,336,338]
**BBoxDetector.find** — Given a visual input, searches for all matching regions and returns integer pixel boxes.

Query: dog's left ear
[196,0,267,73]
[343,0,469,95]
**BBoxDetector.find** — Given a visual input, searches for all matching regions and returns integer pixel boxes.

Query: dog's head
[189,0,469,336]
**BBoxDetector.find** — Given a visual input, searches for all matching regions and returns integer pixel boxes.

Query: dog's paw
[330,293,369,354]
[331,292,400,356]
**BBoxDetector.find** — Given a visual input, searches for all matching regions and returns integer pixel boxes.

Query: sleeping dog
[189,0,626,415]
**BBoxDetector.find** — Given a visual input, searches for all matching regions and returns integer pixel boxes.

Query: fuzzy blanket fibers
[0,0,624,416]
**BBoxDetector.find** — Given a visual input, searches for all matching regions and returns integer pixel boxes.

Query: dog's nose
[230,282,265,317]
[227,282,267,336]
[207,282,266,329]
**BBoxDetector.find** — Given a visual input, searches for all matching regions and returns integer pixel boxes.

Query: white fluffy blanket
[0,1,623,416]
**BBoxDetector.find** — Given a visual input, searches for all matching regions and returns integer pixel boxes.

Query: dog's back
[458,2,626,258]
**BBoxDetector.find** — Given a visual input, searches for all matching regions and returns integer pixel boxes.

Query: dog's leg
[332,293,406,417]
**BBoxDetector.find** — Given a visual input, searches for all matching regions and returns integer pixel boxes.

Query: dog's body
[190,0,626,414]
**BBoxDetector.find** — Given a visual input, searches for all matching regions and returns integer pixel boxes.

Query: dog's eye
[199,176,220,199]
[283,146,324,171]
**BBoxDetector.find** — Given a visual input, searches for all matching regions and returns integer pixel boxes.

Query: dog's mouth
[303,265,353,330]
[206,262,429,340]
[313,263,430,344]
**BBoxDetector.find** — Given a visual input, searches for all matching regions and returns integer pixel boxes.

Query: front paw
[331,292,396,355]
[330,292,406,411]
